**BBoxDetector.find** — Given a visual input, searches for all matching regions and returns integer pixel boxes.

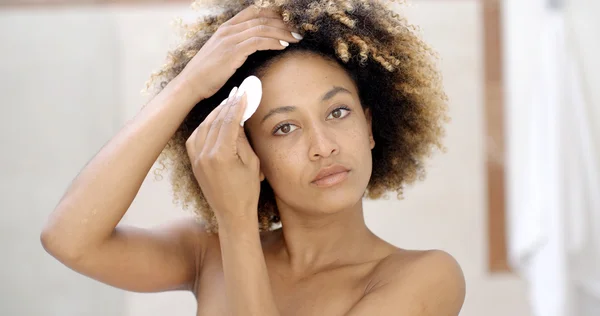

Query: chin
[274,173,370,215]
[309,186,365,215]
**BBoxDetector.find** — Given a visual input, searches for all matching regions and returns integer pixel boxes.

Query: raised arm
[40,5,302,293]
[40,76,206,292]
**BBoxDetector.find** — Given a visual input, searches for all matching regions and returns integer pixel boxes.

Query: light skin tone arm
[40,5,301,293]
[187,90,280,314]
[41,78,204,292]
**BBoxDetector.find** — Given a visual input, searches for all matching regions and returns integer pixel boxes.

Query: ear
[260,170,265,182]
[365,108,375,149]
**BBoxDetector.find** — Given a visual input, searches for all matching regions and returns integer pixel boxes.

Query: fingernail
[291,32,303,40]
[229,86,238,99]
[280,40,289,47]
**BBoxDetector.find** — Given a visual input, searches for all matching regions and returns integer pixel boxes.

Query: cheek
[342,118,371,150]
[256,141,304,183]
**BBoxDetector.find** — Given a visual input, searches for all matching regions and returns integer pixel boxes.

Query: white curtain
[503,1,600,315]
[563,0,600,314]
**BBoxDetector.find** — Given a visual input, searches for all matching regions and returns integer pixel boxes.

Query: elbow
[40,225,58,255]
[40,223,85,264]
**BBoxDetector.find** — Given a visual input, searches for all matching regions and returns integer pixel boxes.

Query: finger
[225,6,281,26]
[192,97,229,153]
[236,36,290,57]
[227,17,298,36]
[231,23,301,46]
[216,91,248,148]
[236,123,257,165]
[204,87,238,150]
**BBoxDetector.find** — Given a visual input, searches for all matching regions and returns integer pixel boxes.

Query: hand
[177,5,303,102]
[186,87,262,222]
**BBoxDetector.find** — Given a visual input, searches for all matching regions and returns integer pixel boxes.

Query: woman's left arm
[186,87,279,316]
[218,216,280,315]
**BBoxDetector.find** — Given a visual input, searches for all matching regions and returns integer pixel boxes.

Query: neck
[273,199,378,273]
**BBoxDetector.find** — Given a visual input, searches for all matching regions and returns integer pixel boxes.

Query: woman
[41,0,465,315]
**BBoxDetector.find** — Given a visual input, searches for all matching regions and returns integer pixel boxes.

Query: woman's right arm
[40,77,207,292]
[39,5,301,293]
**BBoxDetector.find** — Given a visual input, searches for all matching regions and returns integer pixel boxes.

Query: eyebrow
[260,86,352,124]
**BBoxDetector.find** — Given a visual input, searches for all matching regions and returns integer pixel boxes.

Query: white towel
[506,11,570,316]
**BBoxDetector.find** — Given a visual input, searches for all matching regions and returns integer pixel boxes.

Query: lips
[311,164,350,183]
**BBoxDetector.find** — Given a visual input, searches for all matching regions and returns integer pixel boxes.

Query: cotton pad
[237,75,262,127]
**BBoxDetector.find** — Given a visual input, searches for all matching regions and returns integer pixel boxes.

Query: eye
[273,123,298,136]
[272,106,351,136]
[327,106,351,120]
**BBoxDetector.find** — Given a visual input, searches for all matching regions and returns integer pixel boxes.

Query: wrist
[166,75,206,107]
[216,211,259,233]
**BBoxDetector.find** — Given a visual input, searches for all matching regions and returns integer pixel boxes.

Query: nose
[308,125,339,160]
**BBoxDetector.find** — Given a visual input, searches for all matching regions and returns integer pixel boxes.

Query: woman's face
[245,52,375,215]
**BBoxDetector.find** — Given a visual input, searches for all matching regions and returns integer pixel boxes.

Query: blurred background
[0,0,598,315]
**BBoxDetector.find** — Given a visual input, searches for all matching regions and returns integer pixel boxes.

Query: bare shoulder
[350,248,465,315]
[373,248,464,283]
[179,217,221,258]
[155,217,222,267]
[159,216,218,247]
[153,216,219,269]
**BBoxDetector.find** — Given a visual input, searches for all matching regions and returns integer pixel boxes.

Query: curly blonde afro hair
[145,0,449,233]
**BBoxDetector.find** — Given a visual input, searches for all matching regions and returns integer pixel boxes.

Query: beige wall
[0,1,531,315]
[0,7,125,316]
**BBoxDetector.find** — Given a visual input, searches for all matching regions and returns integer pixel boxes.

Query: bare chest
[194,258,374,316]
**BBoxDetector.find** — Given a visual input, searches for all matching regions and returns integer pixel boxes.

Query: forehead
[256,52,359,109]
